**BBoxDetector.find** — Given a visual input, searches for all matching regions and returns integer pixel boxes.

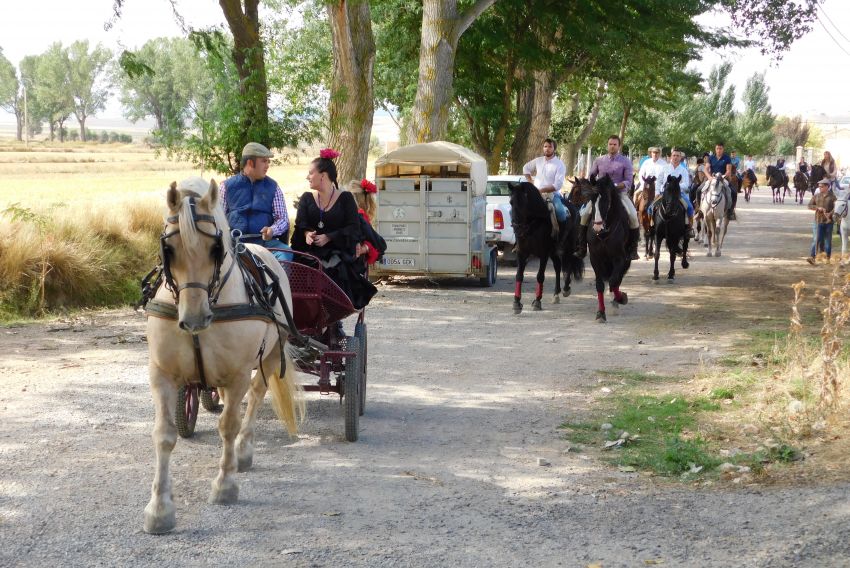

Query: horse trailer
[371,141,497,286]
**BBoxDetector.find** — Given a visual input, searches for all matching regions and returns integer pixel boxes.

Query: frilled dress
[291,190,377,310]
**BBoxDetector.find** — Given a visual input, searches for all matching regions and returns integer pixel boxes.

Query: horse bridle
[159,196,227,304]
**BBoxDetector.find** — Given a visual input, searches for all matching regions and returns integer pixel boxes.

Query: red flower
[319,148,340,160]
[360,178,377,193]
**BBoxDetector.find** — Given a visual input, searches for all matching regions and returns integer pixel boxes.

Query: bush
[99,130,109,143]
[68,129,79,142]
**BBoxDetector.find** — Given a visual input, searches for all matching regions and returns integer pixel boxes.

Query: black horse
[508,181,584,314]
[576,174,631,323]
[652,175,689,281]
[809,164,826,193]
[766,165,789,203]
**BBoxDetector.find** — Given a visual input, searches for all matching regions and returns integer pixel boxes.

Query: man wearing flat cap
[220,142,292,260]
[635,146,667,202]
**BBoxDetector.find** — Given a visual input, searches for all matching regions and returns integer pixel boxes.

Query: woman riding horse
[652,175,689,281]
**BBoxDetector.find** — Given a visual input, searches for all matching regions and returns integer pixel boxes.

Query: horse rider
[522,137,568,226]
[220,142,293,261]
[576,134,641,260]
[743,155,756,174]
[798,156,809,181]
[730,150,743,186]
[648,148,695,238]
[703,142,737,220]
[634,146,667,203]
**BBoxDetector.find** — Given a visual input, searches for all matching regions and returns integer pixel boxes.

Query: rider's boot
[628,228,640,261]
[575,225,588,259]
[687,215,695,239]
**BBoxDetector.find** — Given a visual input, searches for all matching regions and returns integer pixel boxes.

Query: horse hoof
[716,250,722,257]
[667,275,674,281]
[613,292,628,305]
[562,288,571,298]
[652,274,659,281]
[707,251,713,257]
[552,295,560,304]
[143,503,176,535]
[595,311,607,323]
[532,299,542,311]
[513,299,522,314]
[237,454,253,473]
[682,259,690,269]
[209,481,239,505]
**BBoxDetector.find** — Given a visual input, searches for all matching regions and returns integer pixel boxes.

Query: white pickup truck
[485,175,523,262]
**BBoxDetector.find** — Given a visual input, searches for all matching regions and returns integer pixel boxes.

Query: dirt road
[1,190,848,567]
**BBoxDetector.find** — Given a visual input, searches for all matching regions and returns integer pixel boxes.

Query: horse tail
[267,340,306,436]
[565,252,584,281]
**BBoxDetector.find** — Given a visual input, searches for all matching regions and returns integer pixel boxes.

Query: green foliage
[0,48,18,113]
[66,40,112,140]
[734,73,774,155]
[805,124,825,150]
[775,136,794,156]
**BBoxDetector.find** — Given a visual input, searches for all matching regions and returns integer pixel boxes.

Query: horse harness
[137,197,319,389]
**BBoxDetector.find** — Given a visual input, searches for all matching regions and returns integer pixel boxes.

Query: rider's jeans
[811,223,833,258]
[547,193,568,223]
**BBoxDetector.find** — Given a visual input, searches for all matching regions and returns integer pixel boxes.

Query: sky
[0,0,848,128]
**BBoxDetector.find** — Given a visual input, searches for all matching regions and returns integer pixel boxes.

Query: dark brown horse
[741,169,756,202]
[793,171,808,205]
[765,165,788,203]
[652,175,689,281]
[634,176,656,260]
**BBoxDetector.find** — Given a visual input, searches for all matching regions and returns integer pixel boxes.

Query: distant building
[804,113,850,166]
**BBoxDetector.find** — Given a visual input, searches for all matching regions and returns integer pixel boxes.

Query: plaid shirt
[808,189,835,224]
[220,176,290,237]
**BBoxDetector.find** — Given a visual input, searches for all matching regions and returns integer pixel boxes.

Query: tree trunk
[48,121,55,141]
[14,108,23,141]
[78,115,87,142]
[407,0,497,143]
[219,0,269,160]
[619,102,631,142]
[509,65,566,174]
[562,80,606,175]
[327,0,376,185]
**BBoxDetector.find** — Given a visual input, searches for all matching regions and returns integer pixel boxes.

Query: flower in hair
[319,148,340,160]
[360,178,377,193]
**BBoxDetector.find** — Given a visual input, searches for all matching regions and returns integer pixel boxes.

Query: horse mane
[511,181,550,221]
[662,175,681,202]
[175,177,233,257]
[596,174,626,221]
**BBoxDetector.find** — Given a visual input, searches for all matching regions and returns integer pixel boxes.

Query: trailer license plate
[383,257,415,267]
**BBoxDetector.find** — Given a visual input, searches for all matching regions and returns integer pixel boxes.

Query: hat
[241,142,274,159]
[648,146,661,153]
[817,179,830,186]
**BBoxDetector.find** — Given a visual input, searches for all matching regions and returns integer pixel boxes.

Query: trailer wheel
[480,249,498,287]
[355,322,367,416]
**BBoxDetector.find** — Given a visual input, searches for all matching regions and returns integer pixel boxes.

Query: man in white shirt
[523,138,568,223]
[635,146,667,201]
[743,155,756,173]
[652,148,695,238]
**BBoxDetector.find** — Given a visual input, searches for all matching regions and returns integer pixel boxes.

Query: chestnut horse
[634,176,657,259]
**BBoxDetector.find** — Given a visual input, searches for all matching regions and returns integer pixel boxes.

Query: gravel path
[1,190,848,567]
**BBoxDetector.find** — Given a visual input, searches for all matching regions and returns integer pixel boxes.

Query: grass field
[0,140,325,210]
[0,140,366,319]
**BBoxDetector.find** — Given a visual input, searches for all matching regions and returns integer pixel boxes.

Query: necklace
[317,187,335,229]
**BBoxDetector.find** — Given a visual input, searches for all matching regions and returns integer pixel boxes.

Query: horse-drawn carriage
[173,248,369,443]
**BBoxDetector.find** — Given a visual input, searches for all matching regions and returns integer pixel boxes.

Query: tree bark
[562,80,606,175]
[407,0,497,143]
[14,108,23,141]
[509,68,558,173]
[78,114,87,142]
[327,0,376,185]
[619,102,631,142]
[219,0,269,156]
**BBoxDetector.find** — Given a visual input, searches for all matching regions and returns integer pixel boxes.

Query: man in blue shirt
[703,142,736,220]
[220,142,292,261]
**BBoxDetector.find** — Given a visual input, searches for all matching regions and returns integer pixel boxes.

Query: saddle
[545,197,559,239]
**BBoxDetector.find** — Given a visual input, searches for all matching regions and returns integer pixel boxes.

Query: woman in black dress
[291,149,377,310]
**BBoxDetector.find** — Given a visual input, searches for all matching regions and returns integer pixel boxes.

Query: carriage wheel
[200,388,222,413]
[176,385,199,438]
[344,337,361,442]
[355,322,368,416]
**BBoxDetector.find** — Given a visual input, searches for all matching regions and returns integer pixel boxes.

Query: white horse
[698,174,730,257]
[143,177,305,534]
[834,189,850,261]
